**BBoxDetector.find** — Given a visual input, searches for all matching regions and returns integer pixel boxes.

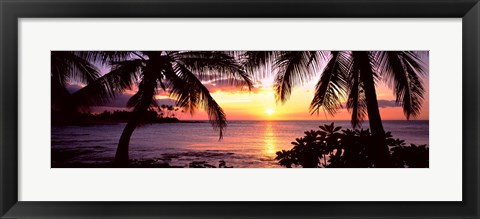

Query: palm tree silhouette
[244,51,427,167]
[71,51,253,166]
[51,51,102,108]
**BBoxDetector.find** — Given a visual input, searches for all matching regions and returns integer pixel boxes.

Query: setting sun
[265,108,275,115]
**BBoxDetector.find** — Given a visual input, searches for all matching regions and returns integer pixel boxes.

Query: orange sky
[165,74,429,121]
[84,53,429,122]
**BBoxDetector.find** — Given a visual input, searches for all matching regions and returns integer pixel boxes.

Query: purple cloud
[377,100,401,108]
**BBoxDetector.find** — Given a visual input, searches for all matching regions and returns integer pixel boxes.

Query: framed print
[1,0,479,218]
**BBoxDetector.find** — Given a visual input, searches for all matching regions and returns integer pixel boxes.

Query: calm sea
[51,120,428,168]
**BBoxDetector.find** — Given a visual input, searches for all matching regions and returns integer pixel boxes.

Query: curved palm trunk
[356,52,392,167]
[114,118,139,166]
[114,54,159,166]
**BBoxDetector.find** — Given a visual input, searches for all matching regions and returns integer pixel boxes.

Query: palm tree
[244,51,427,167]
[51,51,102,108]
[70,51,253,166]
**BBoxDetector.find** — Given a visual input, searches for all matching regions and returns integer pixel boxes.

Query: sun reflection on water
[263,122,278,156]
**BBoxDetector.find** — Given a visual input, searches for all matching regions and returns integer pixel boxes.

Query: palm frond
[68,59,143,108]
[74,51,134,67]
[273,51,320,103]
[51,51,101,85]
[310,51,350,116]
[175,51,253,90]
[347,53,368,128]
[165,62,227,139]
[241,51,278,79]
[374,51,426,119]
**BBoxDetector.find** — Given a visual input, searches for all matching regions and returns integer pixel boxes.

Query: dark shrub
[275,123,428,168]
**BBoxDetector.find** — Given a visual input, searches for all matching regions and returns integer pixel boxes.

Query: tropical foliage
[275,123,429,168]
[51,51,102,108]
[243,51,428,167]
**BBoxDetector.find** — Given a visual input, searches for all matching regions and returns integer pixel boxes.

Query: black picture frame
[1,0,479,218]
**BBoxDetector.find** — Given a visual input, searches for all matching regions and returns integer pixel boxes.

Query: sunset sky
[80,62,429,121]
[174,74,429,121]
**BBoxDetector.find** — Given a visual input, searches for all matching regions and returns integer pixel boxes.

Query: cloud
[216,99,252,103]
[203,79,261,94]
[155,98,177,106]
[340,99,400,108]
[377,100,400,108]
[65,83,83,93]
[99,93,178,108]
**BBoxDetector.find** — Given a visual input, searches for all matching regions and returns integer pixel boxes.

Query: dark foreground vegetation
[275,123,428,168]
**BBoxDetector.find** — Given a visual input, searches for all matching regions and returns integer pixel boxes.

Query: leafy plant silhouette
[276,123,428,168]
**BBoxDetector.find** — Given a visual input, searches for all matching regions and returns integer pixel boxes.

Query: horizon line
[180,119,429,121]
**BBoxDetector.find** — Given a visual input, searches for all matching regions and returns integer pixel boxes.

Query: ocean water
[51,120,429,168]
